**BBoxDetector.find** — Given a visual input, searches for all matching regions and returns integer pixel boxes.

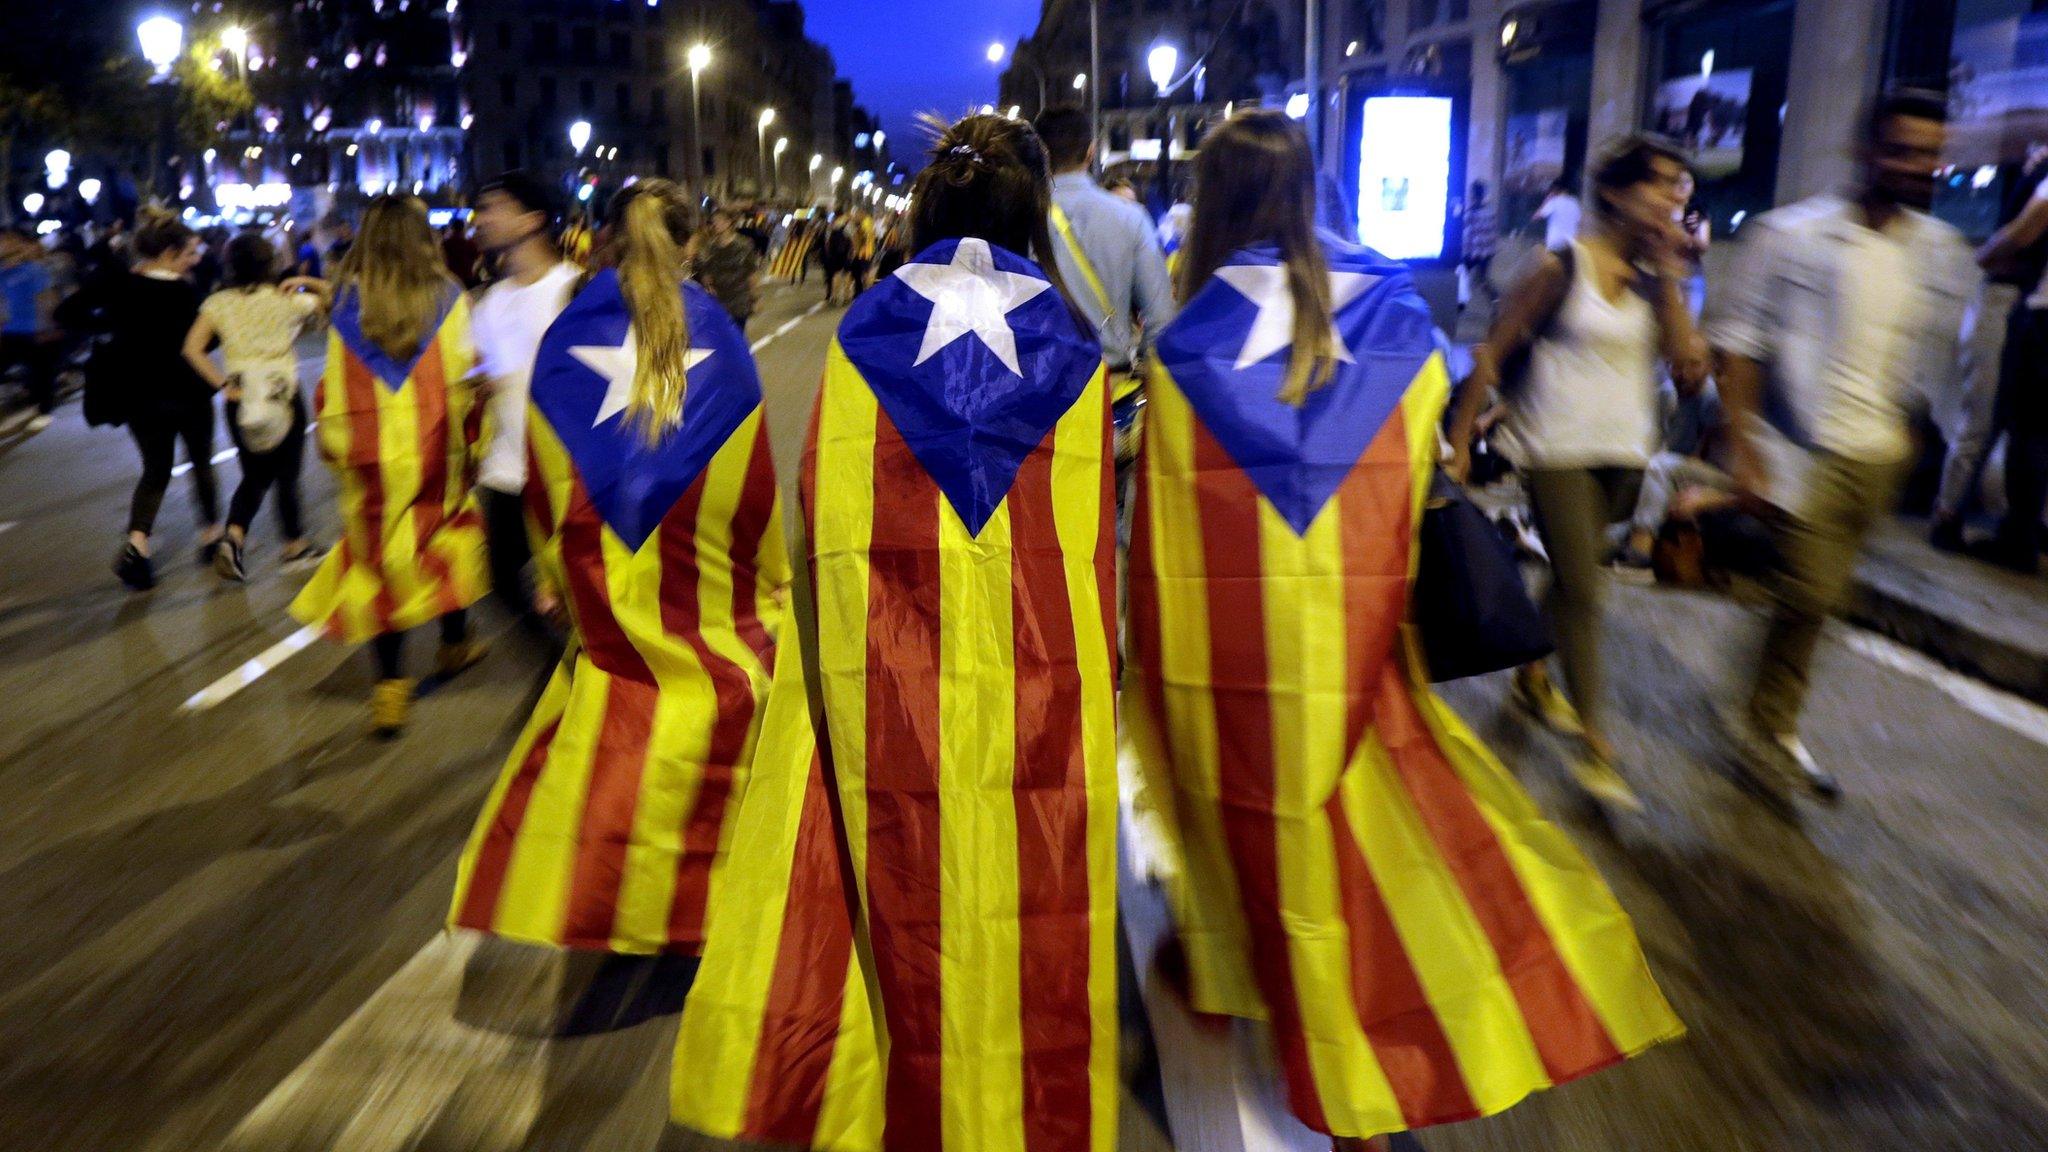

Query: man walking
[1031,106,1176,377]
[1711,90,1977,799]
[0,227,61,433]
[693,210,761,329]
[468,171,581,633]
[1461,179,1499,313]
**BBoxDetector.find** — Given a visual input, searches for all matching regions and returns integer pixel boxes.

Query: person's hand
[1445,442,1473,486]
[533,584,566,628]
[222,381,243,401]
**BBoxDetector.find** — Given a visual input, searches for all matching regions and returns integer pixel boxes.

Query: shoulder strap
[1532,243,1575,340]
[1049,203,1115,317]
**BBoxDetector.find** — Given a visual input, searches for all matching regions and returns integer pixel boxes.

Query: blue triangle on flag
[530,270,762,551]
[1154,238,1435,535]
[838,238,1101,536]
[332,286,458,391]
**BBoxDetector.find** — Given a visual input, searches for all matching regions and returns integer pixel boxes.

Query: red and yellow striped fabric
[669,614,883,1150]
[1126,347,1685,1141]
[770,227,817,282]
[449,274,789,954]
[291,289,488,644]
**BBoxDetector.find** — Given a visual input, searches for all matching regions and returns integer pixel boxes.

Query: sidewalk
[1850,518,2048,705]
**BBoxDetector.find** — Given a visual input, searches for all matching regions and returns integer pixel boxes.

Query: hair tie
[949,143,984,165]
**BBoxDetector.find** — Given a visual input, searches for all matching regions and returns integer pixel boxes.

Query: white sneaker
[24,414,52,434]
[1774,734,1841,801]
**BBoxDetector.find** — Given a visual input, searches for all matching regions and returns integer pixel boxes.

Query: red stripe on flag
[523,439,552,538]
[860,405,945,1151]
[657,473,752,951]
[727,422,779,670]
[559,672,658,948]
[340,351,400,632]
[1338,411,1419,765]
[742,752,856,1143]
[455,712,565,931]
[559,477,656,682]
[1323,789,1481,1125]
[406,333,461,616]
[1189,422,1332,1133]
[1371,664,1625,1080]
[1008,438,1095,1152]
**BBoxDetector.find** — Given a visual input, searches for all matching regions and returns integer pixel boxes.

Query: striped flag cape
[770,225,817,282]
[291,286,488,644]
[449,269,788,954]
[669,612,883,1150]
[1125,237,1684,1142]
[684,237,1120,1152]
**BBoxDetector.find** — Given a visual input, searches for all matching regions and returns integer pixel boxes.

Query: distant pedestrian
[0,227,62,433]
[820,217,853,303]
[1461,179,1499,311]
[1535,177,1583,251]
[180,232,329,581]
[467,170,579,632]
[1675,168,1711,317]
[289,195,490,737]
[92,210,225,591]
[1449,134,1708,809]
[1968,145,2048,574]
[1711,90,1976,799]
[691,209,761,327]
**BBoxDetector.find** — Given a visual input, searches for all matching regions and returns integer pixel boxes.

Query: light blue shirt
[1,260,52,335]
[1047,171,1176,369]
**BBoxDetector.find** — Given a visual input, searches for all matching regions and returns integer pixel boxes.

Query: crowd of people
[0,86,2039,1151]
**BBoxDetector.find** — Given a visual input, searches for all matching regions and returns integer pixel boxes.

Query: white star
[1213,264,1379,371]
[892,238,1051,377]
[571,330,713,428]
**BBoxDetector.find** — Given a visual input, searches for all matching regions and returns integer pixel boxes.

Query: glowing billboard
[1355,95,1452,260]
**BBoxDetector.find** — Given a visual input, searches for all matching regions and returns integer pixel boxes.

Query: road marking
[172,446,242,478]
[181,625,323,711]
[750,300,827,354]
[1843,628,2048,748]
[0,521,14,535]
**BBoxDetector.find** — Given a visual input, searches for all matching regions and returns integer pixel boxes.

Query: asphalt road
[1,275,2046,1152]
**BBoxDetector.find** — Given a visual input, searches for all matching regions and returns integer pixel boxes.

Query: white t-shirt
[1812,221,1918,465]
[471,262,580,494]
[1507,241,1661,469]
[1536,194,1583,251]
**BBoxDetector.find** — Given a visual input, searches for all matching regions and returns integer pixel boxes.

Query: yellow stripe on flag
[493,667,609,944]
[449,662,574,921]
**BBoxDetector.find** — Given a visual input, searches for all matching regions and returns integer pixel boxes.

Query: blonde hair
[333,195,455,361]
[599,179,697,442]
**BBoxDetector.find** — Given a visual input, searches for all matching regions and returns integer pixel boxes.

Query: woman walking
[1127,110,1682,1150]
[449,178,791,957]
[289,195,489,736]
[670,113,1119,1152]
[1448,134,1707,806]
[99,210,225,590]
[181,232,328,581]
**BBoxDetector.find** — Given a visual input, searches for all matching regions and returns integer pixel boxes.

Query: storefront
[1640,0,1795,234]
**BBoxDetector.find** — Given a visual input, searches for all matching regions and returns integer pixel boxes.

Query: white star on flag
[1213,263,1379,371]
[571,330,714,428]
[893,237,1051,377]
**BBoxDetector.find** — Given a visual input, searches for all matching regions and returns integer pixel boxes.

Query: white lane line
[181,625,323,711]
[172,446,242,478]
[1843,628,2048,748]
[0,521,14,536]
[749,300,827,354]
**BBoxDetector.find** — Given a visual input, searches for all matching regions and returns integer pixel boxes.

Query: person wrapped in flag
[450,179,789,956]
[290,194,490,736]
[1124,110,1685,1149]
[678,113,1119,1152]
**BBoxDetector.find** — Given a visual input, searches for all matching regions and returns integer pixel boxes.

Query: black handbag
[1414,474,1553,682]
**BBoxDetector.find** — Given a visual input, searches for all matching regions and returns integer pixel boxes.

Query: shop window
[1645,0,1792,237]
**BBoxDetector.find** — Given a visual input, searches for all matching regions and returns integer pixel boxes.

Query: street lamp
[44,150,71,189]
[986,42,1005,65]
[1147,44,1179,95]
[1147,44,1181,216]
[79,178,102,205]
[756,107,776,196]
[568,119,592,156]
[220,24,249,77]
[872,130,885,152]
[137,15,184,78]
[773,136,788,198]
[1074,72,1087,90]
[686,43,711,194]
[22,193,45,217]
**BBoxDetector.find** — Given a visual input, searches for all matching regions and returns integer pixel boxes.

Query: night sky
[803,0,1044,173]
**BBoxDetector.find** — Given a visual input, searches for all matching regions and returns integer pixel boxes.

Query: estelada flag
[291,286,488,644]
[449,269,788,955]
[1125,237,1684,1141]
[669,612,883,1151]
[801,237,1119,1152]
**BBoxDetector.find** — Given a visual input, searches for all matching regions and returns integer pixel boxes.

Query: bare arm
[1446,251,1568,482]
[1978,193,2048,274]
[181,312,230,392]
[1650,272,1709,396]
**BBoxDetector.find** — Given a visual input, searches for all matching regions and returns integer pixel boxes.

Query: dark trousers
[371,610,469,680]
[225,393,307,540]
[1,332,58,414]
[1994,307,2048,565]
[128,403,219,535]
[483,486,545,631]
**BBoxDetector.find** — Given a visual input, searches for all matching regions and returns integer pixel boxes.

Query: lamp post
[686,43,711,196]
[568,119,592,157]
[772,136,788,200]
[986,41,1047,117]
[1147,44,1179,217]
[756,106,775,198]
[220,24,249,79]
[136,15,185,200]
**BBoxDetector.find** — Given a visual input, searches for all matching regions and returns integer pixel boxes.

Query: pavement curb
[1848,525,2048,707]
